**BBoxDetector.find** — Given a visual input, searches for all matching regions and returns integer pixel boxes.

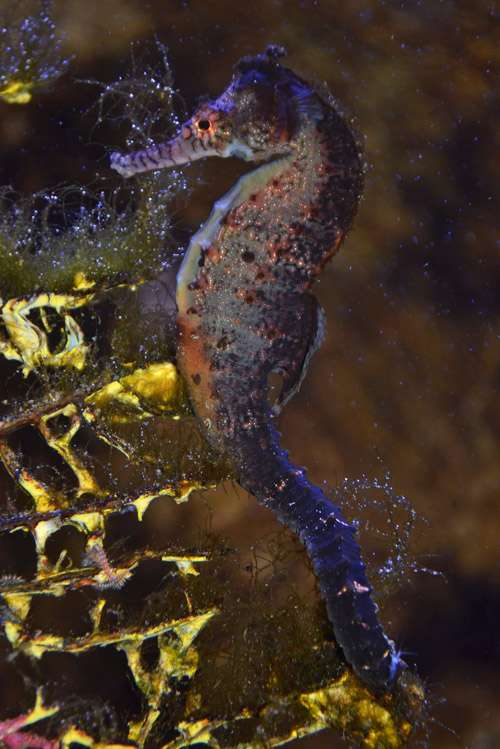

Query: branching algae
[0,0,69,104]
[0,7,425,748]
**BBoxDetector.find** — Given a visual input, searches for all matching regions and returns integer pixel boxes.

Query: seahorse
[111,46,404,691]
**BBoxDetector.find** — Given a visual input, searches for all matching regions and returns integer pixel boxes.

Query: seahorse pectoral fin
[273,295,326,414]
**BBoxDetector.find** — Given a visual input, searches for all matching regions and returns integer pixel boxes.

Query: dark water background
[0,1,498,746]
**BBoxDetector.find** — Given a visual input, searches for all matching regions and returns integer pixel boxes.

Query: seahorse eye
[198,119,211,131]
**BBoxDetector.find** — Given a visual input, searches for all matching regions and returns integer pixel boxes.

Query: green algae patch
[0,36,187,301]
[0,183,181,300]
[0,1,69,105]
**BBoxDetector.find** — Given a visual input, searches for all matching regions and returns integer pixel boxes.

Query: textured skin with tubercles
[111,46,404,691]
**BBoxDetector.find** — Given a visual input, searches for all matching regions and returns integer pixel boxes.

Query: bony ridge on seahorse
[111,45,405,691]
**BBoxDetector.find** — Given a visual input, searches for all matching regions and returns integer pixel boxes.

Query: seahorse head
[111,46,325,177]
[197,45,322,161]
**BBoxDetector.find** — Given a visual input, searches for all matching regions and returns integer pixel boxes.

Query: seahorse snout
[110,125,223,178]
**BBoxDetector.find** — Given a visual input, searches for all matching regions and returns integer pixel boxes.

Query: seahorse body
[111,46,404,691]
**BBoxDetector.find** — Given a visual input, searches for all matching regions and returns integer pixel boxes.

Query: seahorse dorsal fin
[273,296,326,414]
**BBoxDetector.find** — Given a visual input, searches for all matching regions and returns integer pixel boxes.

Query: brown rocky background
[0,0,498,746]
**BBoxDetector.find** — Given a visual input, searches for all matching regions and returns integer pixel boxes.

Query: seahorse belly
[175,315,220,437]
[176,156,292,318]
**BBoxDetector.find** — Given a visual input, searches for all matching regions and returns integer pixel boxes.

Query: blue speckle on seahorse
[111,44,407,691]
